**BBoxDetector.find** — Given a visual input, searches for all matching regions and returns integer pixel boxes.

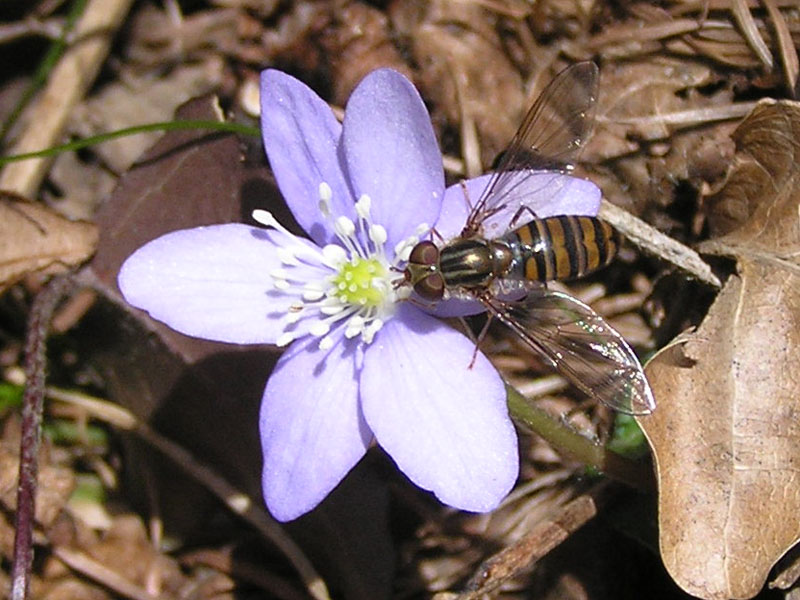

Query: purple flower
[118,68,601,521]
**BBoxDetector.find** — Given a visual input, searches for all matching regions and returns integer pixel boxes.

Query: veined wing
[465,61,600,235]
[482,289,655,415]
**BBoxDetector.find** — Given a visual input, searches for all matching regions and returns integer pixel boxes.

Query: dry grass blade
[730,0,773,68]
[588,18,701,51]
[763,0,799,95]
[0,18,63,44]
[598,200,720,288]
[605,102,757,139]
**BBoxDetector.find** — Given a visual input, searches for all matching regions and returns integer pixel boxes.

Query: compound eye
[408,240,439,266]
[414,272,445,301]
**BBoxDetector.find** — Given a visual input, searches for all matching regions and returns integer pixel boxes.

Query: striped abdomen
[502,215,619,282]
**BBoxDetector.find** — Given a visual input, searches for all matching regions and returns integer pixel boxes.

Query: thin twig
[458,484,611,598]
[10,274,72,600]
[133,423,332,600]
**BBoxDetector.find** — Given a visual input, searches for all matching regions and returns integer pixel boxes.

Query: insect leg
[459,179,474,213]
[510,204,540,228]
[452,293,497,369]
[467,313,496,369]
[429,226,445,243]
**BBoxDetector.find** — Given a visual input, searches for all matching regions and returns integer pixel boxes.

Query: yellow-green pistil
[330,257,388,307]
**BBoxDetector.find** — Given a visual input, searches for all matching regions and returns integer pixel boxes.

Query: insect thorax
[439,237,515,289]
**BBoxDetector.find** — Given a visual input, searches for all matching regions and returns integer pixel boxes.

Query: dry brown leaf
[637,99,800,600]
[400,1,524,168]
[125,5,247,68]
[586,58,717,162]
[585,58,730,217]
[35,514,190,600]
[322,1,411,104]
[0,194,97,292]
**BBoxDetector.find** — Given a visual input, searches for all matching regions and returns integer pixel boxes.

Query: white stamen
[277,247,300,266]
[320,303,345,315]
[319,182,332,202]
[362,318,384,343]
[348,315,365,327]
[344,314,366,338]
[276,333,295,347]
[394,239,408,257]
[310,321,330,337]
[318,335,334,350]
[322,244,348,268]
[284,311,302,324]
[394,235,420,264]
[335,216,355,238]
[303,289,324,301]
[355,194,372,217]
[252,209,280,228]
[369,224,387,245]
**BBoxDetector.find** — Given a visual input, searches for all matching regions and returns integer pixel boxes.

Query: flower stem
[11,274,72,600]
[505,384,653,491]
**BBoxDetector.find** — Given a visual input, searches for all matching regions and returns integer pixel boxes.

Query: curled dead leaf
[638,99,800,600]
[0,193,97,292]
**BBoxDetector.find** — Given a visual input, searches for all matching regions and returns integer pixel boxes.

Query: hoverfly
[404,61,655,415]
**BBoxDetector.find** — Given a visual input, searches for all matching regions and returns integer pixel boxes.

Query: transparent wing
[482,289,655,415]
[465,61,600,235]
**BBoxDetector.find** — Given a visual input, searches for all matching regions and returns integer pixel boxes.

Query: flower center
[330,257,389,307]
[252,181,427,351]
